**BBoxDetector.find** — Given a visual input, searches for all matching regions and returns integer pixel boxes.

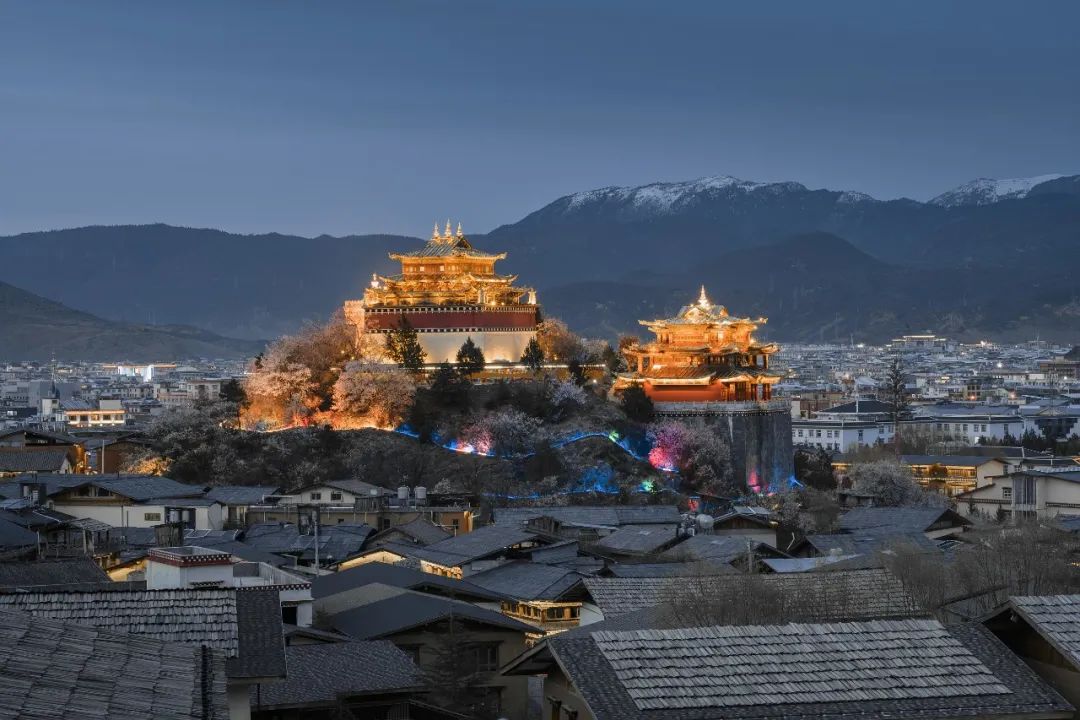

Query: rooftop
[1009,595,1080,668]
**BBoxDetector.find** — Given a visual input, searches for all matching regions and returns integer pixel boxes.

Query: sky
[2,0,1079,237]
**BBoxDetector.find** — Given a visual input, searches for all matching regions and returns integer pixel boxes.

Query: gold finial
[432,223,440,241]
[698,285,710,307]
[456,222,463,238]
[444,219,452,238]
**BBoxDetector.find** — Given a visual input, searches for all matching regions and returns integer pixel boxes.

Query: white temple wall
[418,329,536,364]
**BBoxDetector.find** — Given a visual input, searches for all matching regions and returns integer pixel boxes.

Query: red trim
[364,306,539,331]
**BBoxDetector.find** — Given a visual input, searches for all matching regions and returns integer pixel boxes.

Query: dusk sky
[3,0,1079,237]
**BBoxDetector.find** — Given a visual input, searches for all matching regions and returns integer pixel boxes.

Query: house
[504,619,1074,720]
[240,522,375,568]
[0,586,287,720]
[248,479,474,536]
[0,446,75,476]
[838,506,972,539]
[492,505,681,537]
[312,561,504,616]
[582,568,921,621]
[0,473,223,530]
[958,468,1080,521]
[710,505,778,545]
[364,515,452,549]
[833,455,1010,497]
[0,426,88,472]
[59,397,128,428]
[323,582,537,719]
[0,557,110,590]
[466,560,599,631]
[0,607,229,719]
[395,523,547,578]
[792,399,895,452]
[207,485,279,527]
[250,641,455,720]
[658,533,787,572]
[985,594,1080,712]
[590,524,682,559]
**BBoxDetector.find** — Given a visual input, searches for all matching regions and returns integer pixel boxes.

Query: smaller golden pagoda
[616,286,780,403]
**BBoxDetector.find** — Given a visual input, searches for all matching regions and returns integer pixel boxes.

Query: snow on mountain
[929,174,1065,208]
[563,175,809,214]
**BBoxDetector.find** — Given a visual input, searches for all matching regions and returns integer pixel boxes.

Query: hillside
[0,280,264,361]
[2,173,1080,344]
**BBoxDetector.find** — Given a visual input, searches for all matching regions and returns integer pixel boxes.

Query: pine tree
[386,317,426,372]
[456,337,486,377]
[884,355,911,455]
[620,385,654,423]
[520,337,545,374]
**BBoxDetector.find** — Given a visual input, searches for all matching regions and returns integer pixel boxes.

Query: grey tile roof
[418,523,541,565]
[803,531,941,557]
[839,507,970,535]
[658,534,778,563]
[311,562,503,602]
[0,586,286,680]
[465,561,585,601]
[329,585,536,639]
[205,485,278,505]
[1010,595,1080,668]
[0,588,241,655]
[594,620,1008,710]
[373,516,452,546]
[546,620,1073,719]
[228,588,287,680]
[241,522,374,562]
[493,505,681,528]
[251,641,420,709]
[0,607,228,720]
[584,569,921,620]
[593,524,681,556]
[1,474,205,502]
[607,562,740,578]
[0,516,38,549]
[0,559,109,590]
[0,447,71,472]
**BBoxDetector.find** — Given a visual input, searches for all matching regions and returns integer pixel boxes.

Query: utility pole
[312,506,320,570]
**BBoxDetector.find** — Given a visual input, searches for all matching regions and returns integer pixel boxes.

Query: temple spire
[698,285,710,307]
[456,222,463,238]
[445,219,452,239]
[432,223,440,241]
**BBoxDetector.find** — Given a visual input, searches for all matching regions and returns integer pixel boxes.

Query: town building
[957,467,1080,520]
[343,221,539,364]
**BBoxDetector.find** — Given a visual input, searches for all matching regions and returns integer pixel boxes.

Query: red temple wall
[363,306,539,331]
[642,382,728,403]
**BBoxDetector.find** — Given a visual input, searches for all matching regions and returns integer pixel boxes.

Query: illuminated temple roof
[642,286,764,329]
[389,221,506,261]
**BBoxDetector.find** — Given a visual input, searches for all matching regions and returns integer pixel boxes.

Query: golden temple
[616,286,780,403]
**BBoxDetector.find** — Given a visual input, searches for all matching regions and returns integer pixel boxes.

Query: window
[464,643,499,672]
[399,644,422,664]
[310,492,322,501]
[815,430,821,438]
[144,512,162,522]
[1001,487,1012,500]
[281,605,298,625]
[95,487,110,497]
[330,492,342,501]
[77,486,92,497]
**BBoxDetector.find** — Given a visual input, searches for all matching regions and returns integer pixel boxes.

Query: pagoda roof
[391,224,506,261]
[642,286,765,328]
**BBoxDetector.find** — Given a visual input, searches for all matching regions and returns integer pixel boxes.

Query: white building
[957,467,1080,520]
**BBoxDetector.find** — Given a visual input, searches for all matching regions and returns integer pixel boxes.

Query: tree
[429,362,469,408]
[619,385,654,423]
[455,337,486,377]
[883,355,912,456]
[422,617,495,718]
[461,407,544,457]
[648,420,735,496]
[385,317,426,372]
[546,378,587,422]
[218,378,249,429]
[331,361,417,429]
[536,318,586,363]
[793,447,836,490]
[520,337,545,374]
[848,460,944,507]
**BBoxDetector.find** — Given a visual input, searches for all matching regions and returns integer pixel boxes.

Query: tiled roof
[417,524,540,565]
[803,531,941,557]
[328,584,536,639]
[252,641,421,709]
[584,569,921,620]
[375,517,452,546]
[839,506,969,534]
[607,562,740,578]
[0,559,108,590]
[205,485,278,505]
[658,534,777,563]
[391,235,502,259]
[0,516,38,549]
[241,522,374,562]
[0,474,203,502]
[546,621,1071,719]
[1010,595,1080,667]
[465,561,585,601]
[0,447,70,473]
[493,505,681,528]
[0,608,228,720]
[228,588,287,679]
[593,524,680,556]
[311,562,502,602]
[0,588,240,655]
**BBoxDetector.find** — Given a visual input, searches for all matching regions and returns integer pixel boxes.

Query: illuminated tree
[455,337,486,377]
[849,460,943,507]
[536,318,586,363]
[461,407,543,457]
[648,420,734,496]
[520,337,545,374]
[332,361,417,429]
[386,317,427,372]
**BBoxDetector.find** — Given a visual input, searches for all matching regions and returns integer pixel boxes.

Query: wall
[668,407,794,491]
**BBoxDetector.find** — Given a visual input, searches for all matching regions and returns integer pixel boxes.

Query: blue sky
[2,0,1078,236]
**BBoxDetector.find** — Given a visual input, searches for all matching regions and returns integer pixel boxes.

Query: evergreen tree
[520,337,545,374]
[620,385,654,423]
[430,362,468,407]
[218,379,249,429]
[386,317,426,372]
[456,337,486,376]
[884,355,911,456]
[567,358,587,386]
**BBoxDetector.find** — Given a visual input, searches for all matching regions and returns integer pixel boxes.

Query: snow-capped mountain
[929,174,1065,207]
[563,176,827,215]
